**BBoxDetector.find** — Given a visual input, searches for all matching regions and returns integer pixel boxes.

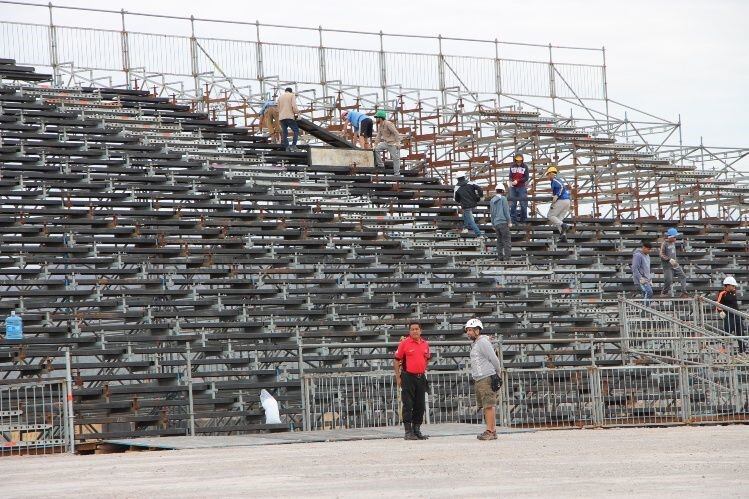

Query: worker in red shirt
[508,153,530,224]
[394,321,431,440]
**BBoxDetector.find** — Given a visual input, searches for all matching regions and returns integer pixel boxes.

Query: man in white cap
[659,228,688,297]
[465,318,502,440]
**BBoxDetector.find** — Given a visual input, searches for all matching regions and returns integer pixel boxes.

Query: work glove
[639,277,648,285]
[719,311,726,319]
[669,258,678,267]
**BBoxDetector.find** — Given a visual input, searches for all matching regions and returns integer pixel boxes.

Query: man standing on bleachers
[373,110,401,175]
[659,228,688,297]
[489,186,512,260]
[454,175,485,238]
[394,322,431,440]
[716,276,746,354]
[544,166,571,242]
[465,318,502,441]
[508,153,530,224]
[277,87,300,152]
[632,240,653,303]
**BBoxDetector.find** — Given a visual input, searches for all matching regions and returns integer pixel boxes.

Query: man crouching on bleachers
[632,240,654,303]
[465,319,502,441]
[394,322,431,440]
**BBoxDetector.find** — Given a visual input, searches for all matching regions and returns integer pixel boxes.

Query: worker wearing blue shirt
[545,166,571,242]
[341,110,374,149]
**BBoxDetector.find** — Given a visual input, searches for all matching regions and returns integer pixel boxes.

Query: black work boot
[413,424,429,440]
[404,422,418,440]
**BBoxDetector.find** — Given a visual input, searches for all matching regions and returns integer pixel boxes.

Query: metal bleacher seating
[1,59,747,441]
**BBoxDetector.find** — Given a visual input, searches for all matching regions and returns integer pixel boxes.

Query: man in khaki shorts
[465,318,502,440]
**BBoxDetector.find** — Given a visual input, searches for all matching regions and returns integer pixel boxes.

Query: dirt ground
[4,425,748,498]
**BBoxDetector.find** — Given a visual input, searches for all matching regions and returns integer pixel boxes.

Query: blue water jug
[5,311,23,340]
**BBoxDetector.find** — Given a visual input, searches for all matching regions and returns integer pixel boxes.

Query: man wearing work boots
[465,319,502,441]
[394,322,431,440]
[373,110,401,174]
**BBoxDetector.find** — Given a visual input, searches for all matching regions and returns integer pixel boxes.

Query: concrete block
[310,147,374,167]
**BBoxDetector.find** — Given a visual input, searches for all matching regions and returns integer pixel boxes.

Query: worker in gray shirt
[632,240,653,303]
[660,228,688,297]
[465,318,502,441]
[489,186,513,260]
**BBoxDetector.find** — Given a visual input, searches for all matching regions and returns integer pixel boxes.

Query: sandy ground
[4,425,748,498]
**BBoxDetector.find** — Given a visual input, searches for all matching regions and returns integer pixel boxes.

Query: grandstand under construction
[0,2,747,454]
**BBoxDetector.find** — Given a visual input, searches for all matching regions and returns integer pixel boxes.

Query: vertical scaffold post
[297,335,310,432]
[437,34,446,106]
[48,2,60,86]
[189,16,201,110]
[618,297,631,363]
[120,9,131,89]
[548,43,556,116]
[495,336,511,428]
[494,38,502,109]
[64,348,75,454]
[602,46,611,137]
[186,342,196,437]
[318,26,327,100]
[379,31,387,106]
[255,21,265,96]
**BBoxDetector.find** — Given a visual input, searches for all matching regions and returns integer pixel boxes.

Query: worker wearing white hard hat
[716,276,746,354]
[465,318,502,440]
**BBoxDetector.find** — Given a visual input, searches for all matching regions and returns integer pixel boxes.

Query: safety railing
[621,298,743,365]
[0,2,607,100]
[0,378,74,455]
[302,364,749,431]
[620,296,749,363]
[697,295,749,342]
[301,370,479,431]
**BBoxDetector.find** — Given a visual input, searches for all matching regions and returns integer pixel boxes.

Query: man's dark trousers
[401,372,427,425]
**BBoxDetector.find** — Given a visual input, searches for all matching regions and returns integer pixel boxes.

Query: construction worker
[508,153,530,224]
[545,166,571,242]
[259,98,280,144]
[341,110,374,149]
[373,110,401,175]
[632,240,653,303]
[716,276,746,354]
[465,318,502,441]
[659,228,688,297]
[454,175,484,238]
[277,87,300,152]
[489,186,512,260]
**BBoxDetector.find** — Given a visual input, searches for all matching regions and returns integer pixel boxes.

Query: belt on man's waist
[403,371,426,377]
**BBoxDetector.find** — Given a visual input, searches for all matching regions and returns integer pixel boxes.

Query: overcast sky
[3,0,747,148]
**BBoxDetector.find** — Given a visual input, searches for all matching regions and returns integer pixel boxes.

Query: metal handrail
[699,295,749,321]
[623,298,742,340]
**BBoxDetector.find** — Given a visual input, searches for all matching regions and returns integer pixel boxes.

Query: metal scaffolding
[1,0,746,220]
